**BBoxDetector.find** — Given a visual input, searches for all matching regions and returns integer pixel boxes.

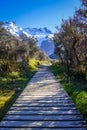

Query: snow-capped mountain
[3,21,32,37]
[2,21,55,57]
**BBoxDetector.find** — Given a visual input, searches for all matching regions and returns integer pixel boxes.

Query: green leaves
[53,0,87,79]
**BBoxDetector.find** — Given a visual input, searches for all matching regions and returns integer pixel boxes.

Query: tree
[0,23,30,75]
[37,51,50,61]
[53,0,87,79]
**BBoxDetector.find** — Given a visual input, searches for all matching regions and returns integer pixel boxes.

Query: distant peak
[42,27,52,33]
[4,21,16,25]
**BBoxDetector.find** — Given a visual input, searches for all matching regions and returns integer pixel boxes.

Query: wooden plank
[12,103,75,107]
[3,115,83,121]
[7,109,80,115]
[10,106,77,111]
[0,120,86,127]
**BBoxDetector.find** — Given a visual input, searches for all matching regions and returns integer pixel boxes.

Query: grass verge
[50,62,87,121]
[0,59,39,121]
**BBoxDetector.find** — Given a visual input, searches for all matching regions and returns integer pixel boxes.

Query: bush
[29,59,39,71]
[8,71,20,79]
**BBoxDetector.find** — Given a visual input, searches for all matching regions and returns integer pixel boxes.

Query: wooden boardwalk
[0,66,86,130]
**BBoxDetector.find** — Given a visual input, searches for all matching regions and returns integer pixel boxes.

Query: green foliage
[0,77,28,120]
[8,71,20,79]
[0,58,39,121]
[51,62,87,121]
[29,59,39,71]
[53,0,87,80]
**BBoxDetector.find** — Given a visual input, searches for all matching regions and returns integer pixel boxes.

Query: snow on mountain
[3,21,22,37]
[23,27,54,53]
[3,21,32,38]
[2,21,55,57]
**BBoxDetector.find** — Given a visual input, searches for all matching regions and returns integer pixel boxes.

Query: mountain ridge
[2,21,55,57]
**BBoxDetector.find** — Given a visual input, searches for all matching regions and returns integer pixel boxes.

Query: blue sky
[0,0,81,32]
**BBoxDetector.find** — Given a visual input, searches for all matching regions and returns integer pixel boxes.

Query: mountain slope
[2,21,55,57]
